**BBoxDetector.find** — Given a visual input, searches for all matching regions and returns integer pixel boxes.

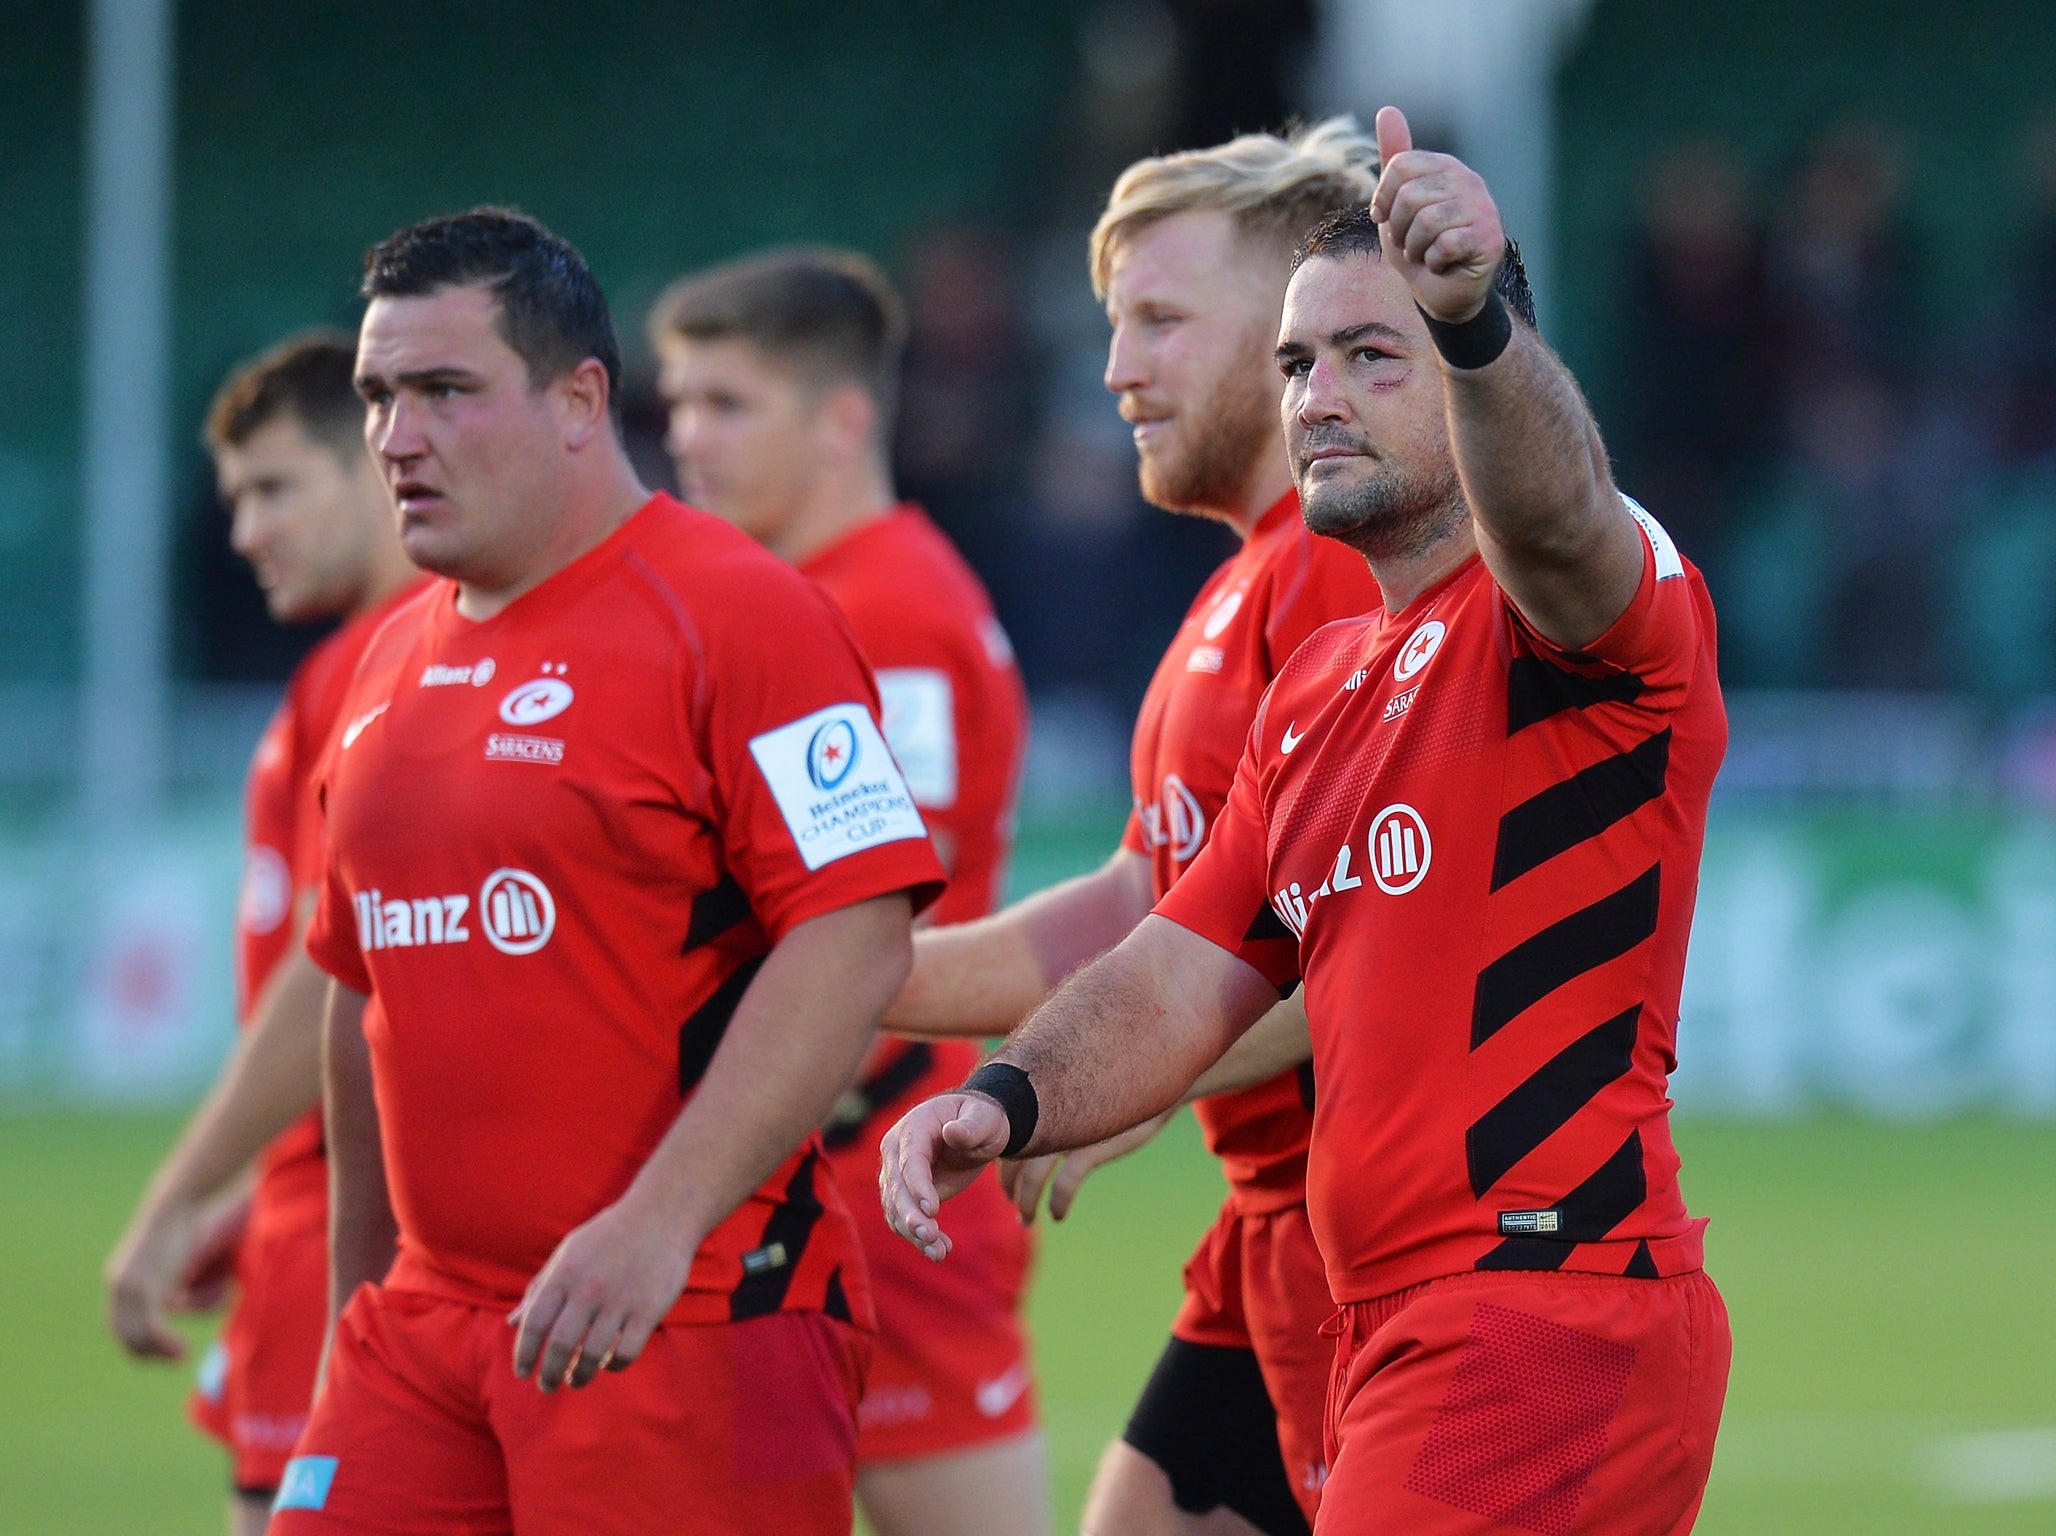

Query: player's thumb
[1375,106,1413,174]
[940,1096,1008,1157]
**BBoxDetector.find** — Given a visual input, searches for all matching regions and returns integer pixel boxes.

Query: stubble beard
[1136,365,1278,520]
[1298,453,1468,562]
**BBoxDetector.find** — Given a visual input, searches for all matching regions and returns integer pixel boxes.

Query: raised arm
[1370,106,1644,650]
[880,915,1277,1260]
[886,847,1156,1038]
[105,910,330,1359]
[510,892,913,1391]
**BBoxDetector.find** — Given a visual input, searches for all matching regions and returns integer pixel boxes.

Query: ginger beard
[1136,325,1280,516]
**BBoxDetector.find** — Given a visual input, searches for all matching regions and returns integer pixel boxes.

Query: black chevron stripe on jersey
[1472,864,1661,1049]
[1474,1129,1648,1271]
[679,956,764,1092]
[682,873,752,953]
[1491,728,1672,890]
[822,1264,854,1323]
[1505,655,1645,735]
[730,1147,825,1320]
[821,1043,936,1151]
[1466,1004,1641,1197]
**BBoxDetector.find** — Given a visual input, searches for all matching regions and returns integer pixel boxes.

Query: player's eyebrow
[354,365,480,397]
[1327,321,1408,350]
[1274,321,1411,368]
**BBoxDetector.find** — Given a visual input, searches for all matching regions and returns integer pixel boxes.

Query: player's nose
[374,396,429,461]
[227,504,262,559]
[1296,357,1352,423]
[663,407,700,461]
[1104,324,1148,395]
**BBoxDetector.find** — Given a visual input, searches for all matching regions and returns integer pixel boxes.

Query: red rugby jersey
[802,506,1026,929]
[1123,491,1384,1213]
[1158,506,1724,1302]
[236,580,426,1236]
[305,494,945,1328]
[800,506,1028,1157]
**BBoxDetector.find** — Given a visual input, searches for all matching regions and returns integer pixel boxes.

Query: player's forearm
[628,893,915,1249]
[1442,323,1612,559]
[1185,991,1311,1102]
[323,982,397,1316]
[130,945,329,1225]
[994,915,1278,1156]
[888,852,1152,1038]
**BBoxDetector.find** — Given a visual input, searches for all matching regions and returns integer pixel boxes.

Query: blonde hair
[1089,116,1382,298]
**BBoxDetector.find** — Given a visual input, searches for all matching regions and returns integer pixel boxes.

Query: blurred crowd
[1611,116,2056,708]
[175,18,2056,805]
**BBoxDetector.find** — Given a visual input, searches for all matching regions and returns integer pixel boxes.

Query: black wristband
[1418,291,1512,370]
[961,1061,1039,1158]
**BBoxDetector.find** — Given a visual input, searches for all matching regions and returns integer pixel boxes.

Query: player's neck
[347,537,426,621]
[769,465,895,567]
[1222,454,1295,543]
[1366,519,1480,617]
[455,457,649,622]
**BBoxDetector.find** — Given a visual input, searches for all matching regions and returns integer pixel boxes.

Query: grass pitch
[4,801,2051,1532]
[4,1109,2054,1533]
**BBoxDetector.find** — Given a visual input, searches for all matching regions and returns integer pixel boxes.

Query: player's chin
[398,525,471,580]
[1297,480,1377,540]
[262,586,312,624]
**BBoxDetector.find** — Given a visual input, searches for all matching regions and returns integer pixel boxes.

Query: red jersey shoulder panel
[801,506,1027,927]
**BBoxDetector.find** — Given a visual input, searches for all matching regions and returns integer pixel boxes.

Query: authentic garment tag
[1497,1208,1564,1237]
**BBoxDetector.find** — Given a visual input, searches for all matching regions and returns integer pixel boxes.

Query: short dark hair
[362,207,622,403]
[650,248,906,419]
[205,329,366,462]
[1291,204,1537,328]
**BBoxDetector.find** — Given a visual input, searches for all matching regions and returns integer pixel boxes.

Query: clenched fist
[1369,106,1507,324]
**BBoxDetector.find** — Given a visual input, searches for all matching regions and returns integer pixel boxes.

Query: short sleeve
[699,568,946,941]
[305,750,371,995]
[1153,731,1300,992]
[288,654,352,899]
[1120,807,1149,856]
[1512,496,1704,692]
[875,666,958,812]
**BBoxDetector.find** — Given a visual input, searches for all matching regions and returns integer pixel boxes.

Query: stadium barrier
[2,800,2053,1116]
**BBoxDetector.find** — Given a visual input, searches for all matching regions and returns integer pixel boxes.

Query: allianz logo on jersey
[350,868,556,956]
[1136,774,1206,864]
[420,658,497,688]
[1271,804,1431,938]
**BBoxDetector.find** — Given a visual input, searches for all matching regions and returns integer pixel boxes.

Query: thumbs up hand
[1369,106,1507,324]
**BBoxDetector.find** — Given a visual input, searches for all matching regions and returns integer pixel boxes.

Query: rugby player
[883,121,1385,1536]
[883,108,1731,1534]
[103,332,421,1535]
[271,209,945,1535]
[650,248,1046,1536]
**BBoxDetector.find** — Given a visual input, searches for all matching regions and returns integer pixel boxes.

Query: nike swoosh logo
[974,1360,1032,1418]
[1280,722,1304,753]
[341,701,389,749]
